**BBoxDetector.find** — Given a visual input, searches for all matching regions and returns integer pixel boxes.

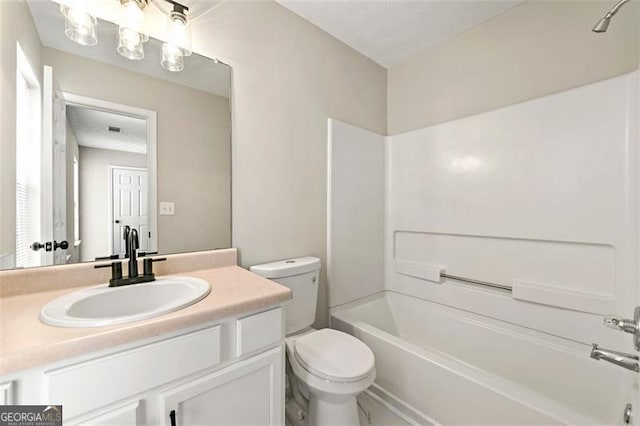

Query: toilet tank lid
[250,257,321,279]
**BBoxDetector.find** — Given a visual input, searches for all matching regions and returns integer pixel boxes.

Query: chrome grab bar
[590,344,639,372]
[440,273,512,292]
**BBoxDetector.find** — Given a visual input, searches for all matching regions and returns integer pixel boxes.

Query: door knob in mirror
[31,242,45,251]
[31,241,69,251]
[54,240,69,250]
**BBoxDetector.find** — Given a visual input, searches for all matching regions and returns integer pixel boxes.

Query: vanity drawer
[236,308,283,356]
[47,325,221,420]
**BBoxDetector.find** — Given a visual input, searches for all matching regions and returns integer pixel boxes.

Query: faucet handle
[94,261,123,285]
[94,254,120,261]
[138,251,158,258]
[143,257,167,277]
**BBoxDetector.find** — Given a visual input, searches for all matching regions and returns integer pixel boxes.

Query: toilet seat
[292,328,375,383]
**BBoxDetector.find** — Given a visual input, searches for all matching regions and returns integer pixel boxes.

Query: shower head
[592,0,631,33]
[592,17,610,33]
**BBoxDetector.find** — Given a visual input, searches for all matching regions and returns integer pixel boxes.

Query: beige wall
[388,0,640,135]
[0,0,43,264]
[41,47,232,257]
[191,0,387,327]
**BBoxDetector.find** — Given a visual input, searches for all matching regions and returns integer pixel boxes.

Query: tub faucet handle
[604,316,638,334]
[603,307,640,351]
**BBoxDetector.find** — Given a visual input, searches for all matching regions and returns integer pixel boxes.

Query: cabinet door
[161,347,283,426]
[67,400,142,426]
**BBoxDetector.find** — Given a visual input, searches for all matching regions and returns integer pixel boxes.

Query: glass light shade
[161,43,184,72]
[118,27,145,60]
[60,5,98,46]
[120,0,145,31]
[167,14,192,56]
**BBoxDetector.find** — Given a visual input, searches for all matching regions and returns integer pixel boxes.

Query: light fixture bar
[164,0,189,15]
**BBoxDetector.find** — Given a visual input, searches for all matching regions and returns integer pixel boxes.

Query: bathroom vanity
[0,249,290,425]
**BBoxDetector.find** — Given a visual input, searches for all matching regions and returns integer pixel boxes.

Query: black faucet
[123,225,131,259]
[95,228,166,287]
[128,228,139,278]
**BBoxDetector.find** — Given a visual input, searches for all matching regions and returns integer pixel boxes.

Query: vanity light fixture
[58,0,198,71]
[59,1,98,46]
[161,1,192,72]
[117,0,149,60]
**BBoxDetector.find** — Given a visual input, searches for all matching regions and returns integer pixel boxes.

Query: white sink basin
[40,276,211,328]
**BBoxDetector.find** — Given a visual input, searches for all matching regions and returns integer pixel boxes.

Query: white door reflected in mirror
[111,167,149,256]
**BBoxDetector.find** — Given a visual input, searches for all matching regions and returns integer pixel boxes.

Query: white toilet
[250,257,375,426]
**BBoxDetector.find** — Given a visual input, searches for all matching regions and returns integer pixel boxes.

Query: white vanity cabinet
[69,401,143,426]
[160,347,282,425]
[3,307,284,426]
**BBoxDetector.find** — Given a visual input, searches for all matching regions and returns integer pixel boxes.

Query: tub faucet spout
[590,344,639,372]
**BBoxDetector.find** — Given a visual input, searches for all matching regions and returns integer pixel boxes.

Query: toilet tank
[250,257,321,335]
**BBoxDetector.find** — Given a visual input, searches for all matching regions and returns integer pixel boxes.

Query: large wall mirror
[0,1,231,270]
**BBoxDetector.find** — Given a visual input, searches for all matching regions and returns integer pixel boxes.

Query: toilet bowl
[286,328,376,425]
[249,257,376,425]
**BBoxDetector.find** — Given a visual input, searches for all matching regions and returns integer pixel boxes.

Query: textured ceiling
[67,106,148,154]
[27,0,230,98]
[276,0,525,68]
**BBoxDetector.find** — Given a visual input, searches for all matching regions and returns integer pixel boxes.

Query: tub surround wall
[0,248,291,375]
[388,0,640,134]
[327,119,385,308]
[386,72,637,344]
[376,72,638,422]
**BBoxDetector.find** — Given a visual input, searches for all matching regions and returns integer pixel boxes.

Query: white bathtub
[331,291,628,425]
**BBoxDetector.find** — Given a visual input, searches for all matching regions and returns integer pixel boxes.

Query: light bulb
[161,42,184,72]
[167,13,191,56]
[118,27,145,60]
[117,0,148,61]
[60,4,97,46]
[121,0,145,30]
[161,6,191,72]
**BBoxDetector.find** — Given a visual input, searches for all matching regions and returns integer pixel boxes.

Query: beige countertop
[0,264,291,376]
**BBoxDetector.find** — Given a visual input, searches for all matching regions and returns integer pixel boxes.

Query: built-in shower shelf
[511,280,616,315]
[394,262,443,283]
